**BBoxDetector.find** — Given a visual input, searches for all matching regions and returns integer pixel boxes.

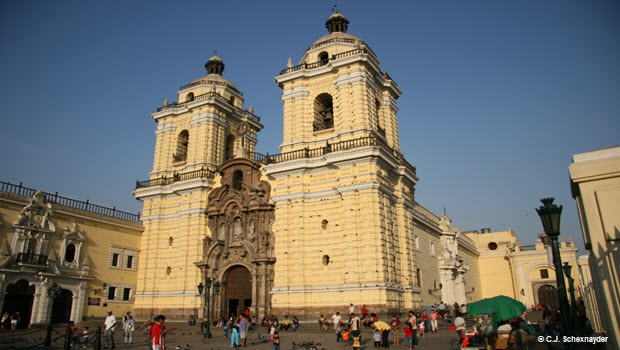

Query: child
[352,335,361,350]
[403,322,414,350]
[270,324,276,341]
[342,327,351,346]
[223,321,229,338]
[272,331,280,350]
[373,329,381,347]
[419,318,425,337]
[336,323,343,342]
[231,324,239,347]
[82,326,89,348]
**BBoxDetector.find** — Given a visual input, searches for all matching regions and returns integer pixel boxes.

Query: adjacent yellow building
[0,182,142,327]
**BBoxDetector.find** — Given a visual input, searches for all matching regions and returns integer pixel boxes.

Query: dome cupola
[205,55,225,75]
[325,12,349,33]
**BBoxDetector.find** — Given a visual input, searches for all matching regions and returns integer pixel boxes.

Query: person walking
[150,315,176,350]
[271,331,280,350]
[123,315,135,344]
[407,310,418,346]
[104,311,116,349]
[430,309,438,333]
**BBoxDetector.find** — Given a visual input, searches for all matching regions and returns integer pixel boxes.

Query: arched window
[225,134,235,161]
[232,170,243,190]
[174,130,189,162]
[313,93,334,132]
[186,92,194,102]
[318,51,329,66]
[229,96,236,106]
[65,244,76,262]
[375,98,386,137]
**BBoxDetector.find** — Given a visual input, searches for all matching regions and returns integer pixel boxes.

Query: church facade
[131,12,484,319]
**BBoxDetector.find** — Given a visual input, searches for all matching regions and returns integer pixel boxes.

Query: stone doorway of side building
[52,289,73,324]
[2,279,35,329]
[224,265,252,317]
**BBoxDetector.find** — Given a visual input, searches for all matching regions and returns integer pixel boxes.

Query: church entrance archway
[51,289,73,324]
[2,279,35,328]
[537,284,559,310]
[224,266,252,317]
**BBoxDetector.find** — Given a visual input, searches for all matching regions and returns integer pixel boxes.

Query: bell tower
[264,12,421,316]
[133,56,263,317]
[276,12,401,154]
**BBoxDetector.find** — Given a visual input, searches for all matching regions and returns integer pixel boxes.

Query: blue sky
[1,1,618,253]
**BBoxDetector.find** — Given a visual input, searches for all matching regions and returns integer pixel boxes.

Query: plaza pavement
[0,321,601,350]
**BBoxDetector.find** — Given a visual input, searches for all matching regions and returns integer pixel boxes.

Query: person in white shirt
[454,315,466,339]
[104,310,117,349]
[348,304,355,315]
[331,312,342,328]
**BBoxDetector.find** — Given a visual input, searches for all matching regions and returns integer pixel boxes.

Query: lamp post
[197,278,220,339]
[44,283,61,347]
[536,198,574,349]
[562,262,579,333]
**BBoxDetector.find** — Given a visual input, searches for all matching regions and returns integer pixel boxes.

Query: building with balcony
[0,182,142,327]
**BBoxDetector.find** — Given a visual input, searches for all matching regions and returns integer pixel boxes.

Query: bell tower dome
[275,12,402,155]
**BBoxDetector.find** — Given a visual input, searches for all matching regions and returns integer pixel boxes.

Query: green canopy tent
[468,295,526,322]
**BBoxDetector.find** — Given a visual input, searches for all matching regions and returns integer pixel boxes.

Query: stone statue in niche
[218,225,226,241]
[248,221,255,241]
[233,218,242,240]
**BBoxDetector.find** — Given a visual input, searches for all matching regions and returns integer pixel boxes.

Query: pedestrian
[1,312,9,330]
[336,322,343,342]
[350,312,362,340]
[291,316,300,331]
[123,315,135,344]
[331,311,342,329]
[342,326,351,345]
[65,321,80,348]
[10,312,19,330]
[407,310,418,345]
[371,320,391,348]
[223,319,229,338]
[421,309,428,334]
[430,309,438,333]
[419,318,425,337]
[508,320,529,350]
[82,326,89,348]
[390,315,401,346]
[373,329,381,347]
[271,331,280,350]
[237,314,248,347]
[352,334,361,350]
[104,310,116,349]
[230,323,239,348]
[149,315,176,350]
[403,322,414,350]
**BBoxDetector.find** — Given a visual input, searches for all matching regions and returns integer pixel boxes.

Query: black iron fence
[135,167,217,190]
[0,181,140,222]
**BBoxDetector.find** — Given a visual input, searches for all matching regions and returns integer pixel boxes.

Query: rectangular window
[107,287,116,300]
[123,288,131,301]
[112,254,119,267]
[126,256,134,269]
[109,246,138,270]
[416,268,422,287]
[540,269,549,279]
[414,235,420,250]
[430,241,436,256]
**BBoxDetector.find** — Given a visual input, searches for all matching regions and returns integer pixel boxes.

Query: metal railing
[179,80,244,96]
[16,252,48,265]
[250,134,416,175]
[157,91,260,122]
[136,167,217,189]
[0,181,140,222]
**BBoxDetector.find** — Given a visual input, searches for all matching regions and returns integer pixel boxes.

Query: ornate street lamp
[536,198,574,348]
[562,262,579,333]
[44,283,62,346]
[197,277,221,340]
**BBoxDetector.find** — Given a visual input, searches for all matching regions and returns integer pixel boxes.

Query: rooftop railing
[179,80,244,96]
[251,134,416,176]
[135,166,217,190]
[157,91,260,122]
[0,181,140,222]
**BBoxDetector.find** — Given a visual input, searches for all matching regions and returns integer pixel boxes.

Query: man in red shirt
[150,315,176,350]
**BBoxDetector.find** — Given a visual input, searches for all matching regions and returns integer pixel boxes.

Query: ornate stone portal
[195,158,275,319]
